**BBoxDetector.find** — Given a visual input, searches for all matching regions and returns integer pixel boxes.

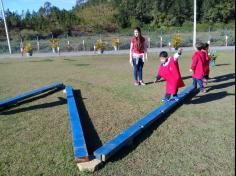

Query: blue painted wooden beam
[94,85,196,161]
[65,86,89,162]
[0,82,64,108]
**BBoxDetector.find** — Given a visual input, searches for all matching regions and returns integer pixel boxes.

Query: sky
[1,0,76,13]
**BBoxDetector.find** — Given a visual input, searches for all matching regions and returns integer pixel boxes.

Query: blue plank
[65,86,89,160]
[0,82,64,108]
[94,85,198,161]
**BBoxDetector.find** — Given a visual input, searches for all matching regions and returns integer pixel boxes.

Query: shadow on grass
[0,88,65,114]
[186,91,235,104]
[209,73,235,83]
[0,97,66,115]
[215,63,231,67]
[28,59,54,62]
[74,64,90,67]
[64,58,78,61]
[73,89,103,155]
[101,91,198,164]
[0,62,10,64]
[207,81,235,92]
[183,74,235,104]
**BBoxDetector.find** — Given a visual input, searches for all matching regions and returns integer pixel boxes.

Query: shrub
[112,38,120,47]
[49,39,58,49]
[172,33,182,49]
[23,43,33,53]
[95,39,106,50]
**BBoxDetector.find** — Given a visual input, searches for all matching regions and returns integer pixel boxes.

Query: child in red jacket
[154,48,185,102]
[190,42,206,93]
[201,43,210,86]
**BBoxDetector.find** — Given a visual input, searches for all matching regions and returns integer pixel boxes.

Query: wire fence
[0,29,235,54]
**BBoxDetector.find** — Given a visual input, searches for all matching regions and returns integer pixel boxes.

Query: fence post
[20,37,23,56]
[148,37,150,49]
[37,36,40,52]
[168,42,172,54]
[225,35,228,46]
[208,26,211,46]
[94,45,96,54]
[160,36,163,48]
[83,40,86,52]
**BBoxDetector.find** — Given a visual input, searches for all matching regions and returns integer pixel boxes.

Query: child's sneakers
[172,95,180,101]
[161,97,170,102]
[201,89,207,93]
[134,82,139,86]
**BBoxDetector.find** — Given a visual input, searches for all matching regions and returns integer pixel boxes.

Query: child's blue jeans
[192,78,204,91]
[132,58,144,81]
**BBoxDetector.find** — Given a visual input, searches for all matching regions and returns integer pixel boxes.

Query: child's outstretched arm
[173,48,183,61]
[154,74,162,83]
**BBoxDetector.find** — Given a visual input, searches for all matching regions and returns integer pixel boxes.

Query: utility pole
[0,0,11,54]
[193,0,197,50]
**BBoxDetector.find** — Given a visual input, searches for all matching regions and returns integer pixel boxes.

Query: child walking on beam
[154,48,185,102]
[190,42,206,93]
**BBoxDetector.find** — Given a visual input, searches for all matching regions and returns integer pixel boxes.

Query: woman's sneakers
[139,81,146,86]
[134,81,146,86]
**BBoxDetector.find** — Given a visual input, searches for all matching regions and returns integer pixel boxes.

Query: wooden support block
[77,159,102,172]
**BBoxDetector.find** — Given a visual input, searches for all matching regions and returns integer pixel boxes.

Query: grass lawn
[0,50,235,176]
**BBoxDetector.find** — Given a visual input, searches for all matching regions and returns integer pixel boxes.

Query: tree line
[0,0,235,39]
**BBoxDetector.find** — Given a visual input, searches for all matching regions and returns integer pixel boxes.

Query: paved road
[0,46,234,60]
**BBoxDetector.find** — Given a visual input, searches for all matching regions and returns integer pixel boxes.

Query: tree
[44,1,52,16]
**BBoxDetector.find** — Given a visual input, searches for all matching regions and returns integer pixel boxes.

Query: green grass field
[0,50,235,176]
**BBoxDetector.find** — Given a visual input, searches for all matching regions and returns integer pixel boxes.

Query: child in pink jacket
[201,43,210,86]
[155,48,185,102]
[190,42,206,93]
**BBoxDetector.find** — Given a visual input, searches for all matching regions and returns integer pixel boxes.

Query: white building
[76,0,88,6]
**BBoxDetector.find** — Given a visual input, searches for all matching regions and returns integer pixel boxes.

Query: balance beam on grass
[0,82,64,108]
[65,86,89,163]
[94,85,196,162]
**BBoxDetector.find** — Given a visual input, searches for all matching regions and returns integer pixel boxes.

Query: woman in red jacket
[129,27,148,86]
[190,42,206,93]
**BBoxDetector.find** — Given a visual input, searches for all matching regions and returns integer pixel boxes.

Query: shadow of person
[185,91,234,104]
[209,73,235,83]
[73,89,103,155]
[207,81,235,92]
[215,63,231,67]
[145,81,155,85]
